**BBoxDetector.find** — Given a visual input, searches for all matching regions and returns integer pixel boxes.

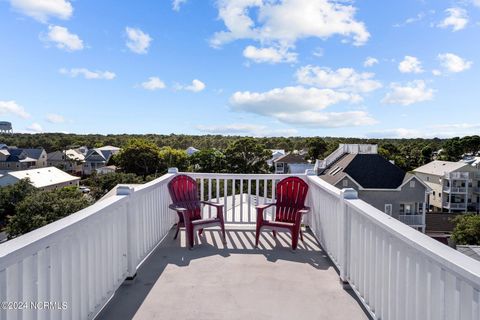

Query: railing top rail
[346,198,480,286]
[0,194,128,268]
[133,172,176,196]
[306,175,342,197]
[181,172,307,179]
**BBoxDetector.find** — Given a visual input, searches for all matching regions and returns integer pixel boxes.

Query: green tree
[305,137,328,160]
[115,138,163,176]
[441,137,463,161]
[158,146,189,172]
[224,138,271,173]
[421,145,433,165]
[6,187,93,238]
[189,149,226,172]
[451,214,480,245]
[0,179,36,226]
[83,172,149,200]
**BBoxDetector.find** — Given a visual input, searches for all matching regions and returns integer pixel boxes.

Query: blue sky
[0,0,479,138]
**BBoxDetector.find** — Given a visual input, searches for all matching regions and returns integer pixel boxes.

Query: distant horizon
[0,130,463,141]
[1,1,479,139]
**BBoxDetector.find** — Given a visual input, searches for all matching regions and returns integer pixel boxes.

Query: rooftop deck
[98,227,369,320]
[1,171,480,320]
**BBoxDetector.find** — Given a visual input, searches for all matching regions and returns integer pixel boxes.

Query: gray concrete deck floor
[97,226,370,320]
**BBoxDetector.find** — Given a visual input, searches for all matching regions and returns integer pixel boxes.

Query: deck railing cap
[168,167,179,174]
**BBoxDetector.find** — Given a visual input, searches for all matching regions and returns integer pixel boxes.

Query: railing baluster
[240,179,244,223]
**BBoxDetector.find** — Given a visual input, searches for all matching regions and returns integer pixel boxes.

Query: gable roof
[320,153,407,189]
[413,160,470,176]
[22,148,45,160]
[1,167,80,188]
[274,153,309,164]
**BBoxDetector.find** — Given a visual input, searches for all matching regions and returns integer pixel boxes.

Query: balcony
[444,172,471,180]
[1,171,480,320]
[474,187,480,193]
[443,186,468,193]
[443,202,467,210]
[397,214,424,226]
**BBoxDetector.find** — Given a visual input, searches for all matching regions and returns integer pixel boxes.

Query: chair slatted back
[168,175,202,221]
[275,177,309,223]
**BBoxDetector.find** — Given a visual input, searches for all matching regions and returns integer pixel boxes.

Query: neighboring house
[0,147,47,171]
[267,149,285,166]
[186,147,199,156]
[425,213,458,245]
[413,161,480,213]
[273,153,314,174]
[83,146,120,175]
[0,166,80,190]
[318,144,430,232]
[461,156,480,169]
[96,165,117,175]
[47,149,86,174]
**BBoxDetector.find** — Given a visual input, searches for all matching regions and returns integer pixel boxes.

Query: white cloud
[211,0,370,51]
[10,0,73,23]
[382,80,434,106]
[229,86,375,128]
[243,45,297,64]
[125,27,152,54]
[438,53,472,73]
[172,0,187,11]
[59,68,116,80]
[140,77,166,91]
[43,25,83,51]
[368,123,480,139]
[438,8,468,31]
[184,79,206,92]
[273,110,377,127]
[367,128,425,139]
[312,47,324,58]
[296,65,382,93]
[363,57,378,67]
[45,113,65,123]
[0,100,30,119]
[196,123,298,137]
[474,0,480,7]
[26,123,43,133]
[398,56,423,73]
[432,69,442,76]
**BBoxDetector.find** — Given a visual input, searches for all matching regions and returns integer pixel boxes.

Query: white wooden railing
[307,175,480,320]
[0,172,176,320]
[397,214,424,226]
[1,171,480,320]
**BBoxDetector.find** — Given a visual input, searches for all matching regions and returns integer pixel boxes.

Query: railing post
[117,185,138,279]
[340,188,357,288]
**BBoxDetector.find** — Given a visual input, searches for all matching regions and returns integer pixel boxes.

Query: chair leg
[220,222,226,244]
[255,224,262,247]
[174,223,180,240]
[300,229,304,242]
[185,224,194,249]
[291,229,299,251]
[272,230,277,238]
[198,228,203,235]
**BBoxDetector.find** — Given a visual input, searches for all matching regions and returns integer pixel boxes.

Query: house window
[409,180,415,188]
[400,204,412,214]
[426,176,430,181]
[385,204,392,215]
[342,180,348,187]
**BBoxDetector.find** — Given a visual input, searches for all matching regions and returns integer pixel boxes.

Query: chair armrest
[169,204,187,212]
[256,203,276,210]
[200,200,224,208]
[298,206,310,214]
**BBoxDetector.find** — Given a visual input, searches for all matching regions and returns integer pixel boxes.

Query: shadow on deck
[97,227,370,320]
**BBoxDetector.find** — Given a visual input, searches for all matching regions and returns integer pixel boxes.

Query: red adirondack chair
[168,174,226,249]
[255,177,310,250]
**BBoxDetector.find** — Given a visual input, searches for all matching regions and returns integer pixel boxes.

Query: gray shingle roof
[320,153,407,189]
